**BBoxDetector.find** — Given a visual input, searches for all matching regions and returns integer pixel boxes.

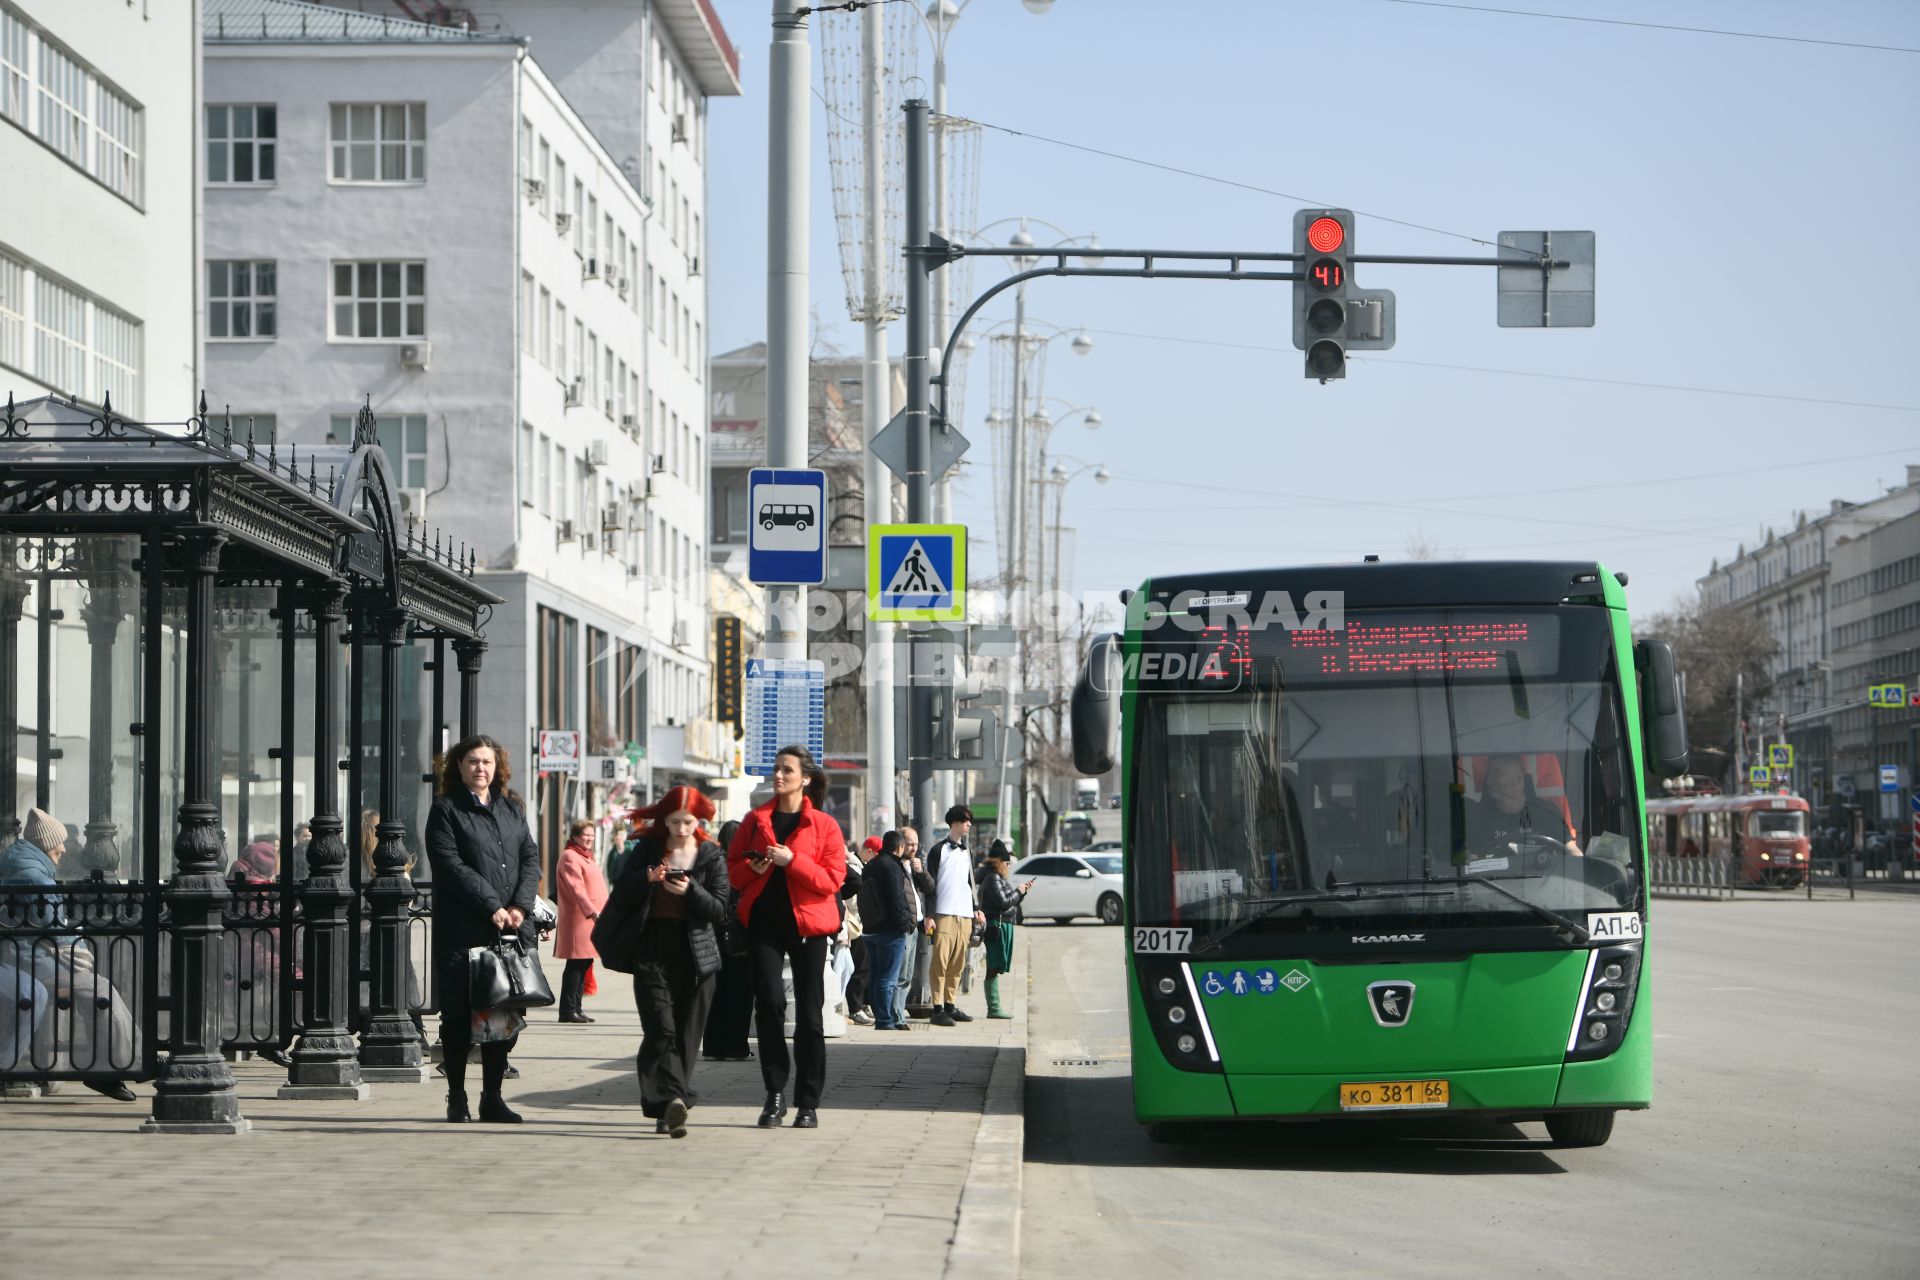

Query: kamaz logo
[1351,933,1425,944]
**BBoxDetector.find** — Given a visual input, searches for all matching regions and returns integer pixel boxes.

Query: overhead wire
[1382,1,1920,55]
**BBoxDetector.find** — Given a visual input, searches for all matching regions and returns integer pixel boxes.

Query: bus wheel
[1544,1110,1615,1148]
[1097,893,1123,925]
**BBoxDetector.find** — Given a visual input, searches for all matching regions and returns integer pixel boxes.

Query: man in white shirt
[925,805,983,1026]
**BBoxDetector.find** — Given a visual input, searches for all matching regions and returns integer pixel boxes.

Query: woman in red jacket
[728,743,846,1130]
[554,820,609,1022]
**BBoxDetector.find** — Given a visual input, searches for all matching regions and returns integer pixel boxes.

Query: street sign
[868,523,966,622]
[623,739,645,764]
[870,409,971,487]
[581,755,627,782]
[1496,230,1595,328]
[537,728,581,775]
[1868,682,1908,708]
[742,657,825,776]
[1880,764,1900,794]
[747,467,827,586]
[714,615,744,730]
[1747,765,1770,787]
[1767,743,1794,769]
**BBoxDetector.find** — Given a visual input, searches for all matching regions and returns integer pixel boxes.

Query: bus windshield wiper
[1190,885,1450,957]
[1322,873,1591,945]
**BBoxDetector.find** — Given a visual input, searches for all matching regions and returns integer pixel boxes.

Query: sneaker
[930,1009,955,1027]
[664,1097,689,1139]
[947,1005,974,1023]
[850,1010,874,1026]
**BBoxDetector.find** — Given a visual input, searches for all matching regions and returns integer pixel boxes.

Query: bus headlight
[1137,959,1222,1074]
[1156,976,1179,996]
[1567,942,1642,1063]
[1176,1034,1198,1055]
[1167,1006,1188,1025]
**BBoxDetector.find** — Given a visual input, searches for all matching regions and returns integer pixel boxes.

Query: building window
[553,301,567,373]
[206,104,275,185]
[208,260,276,340]
[520,271,535,356]
[550,442,566,517]
[92,80,140,201]
[535,432,551,515]
[0,250,24,369]
[328,102,426,183]
[35,38,86,166]
[331,260,425,340]
[92,303,139,412]
[0,8,26,127]
[538,287,552,368]
[332,412,427,487]
[32,273,85,396]
[537,137,551,215]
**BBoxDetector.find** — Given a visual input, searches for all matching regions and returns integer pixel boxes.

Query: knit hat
[862,836,884,855]
[23,808,66,855]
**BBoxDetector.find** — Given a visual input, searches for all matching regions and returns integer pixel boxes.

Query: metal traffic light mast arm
[913,239,1571,426]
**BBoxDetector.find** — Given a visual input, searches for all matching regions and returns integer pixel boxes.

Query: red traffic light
[1307,216,1345,253]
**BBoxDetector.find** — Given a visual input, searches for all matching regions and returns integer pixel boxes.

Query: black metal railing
[0,883,152,1082]
[1649,853,1738,900]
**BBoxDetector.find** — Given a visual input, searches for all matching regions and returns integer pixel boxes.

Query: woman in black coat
[596,786,728,1138]
[425,734,540,1124]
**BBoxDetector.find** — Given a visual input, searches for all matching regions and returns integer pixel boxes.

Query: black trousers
[702,947,755,1059]
[439,953,515,1097]
[560,958,592,1017]
[846,935,870,1014]
[748,922,828,1109]
[631,922,716,1117]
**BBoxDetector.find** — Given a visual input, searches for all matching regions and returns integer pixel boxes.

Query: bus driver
[1469,754,1583,858]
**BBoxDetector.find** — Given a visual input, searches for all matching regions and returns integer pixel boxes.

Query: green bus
[1070,561,1687,1147]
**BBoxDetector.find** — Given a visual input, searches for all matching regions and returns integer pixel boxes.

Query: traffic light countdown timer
[1290,208,1397,381]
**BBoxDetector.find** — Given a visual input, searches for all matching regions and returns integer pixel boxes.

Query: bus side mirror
[1635,638,1689,779]
[1071,633,1122,775]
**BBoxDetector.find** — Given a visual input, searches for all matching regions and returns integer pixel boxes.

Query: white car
[1011,852,1125,925]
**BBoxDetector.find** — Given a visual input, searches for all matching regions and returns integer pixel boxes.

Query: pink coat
[553,842,610,960]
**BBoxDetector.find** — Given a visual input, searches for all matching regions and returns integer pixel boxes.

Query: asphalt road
[1021,899,1920,1280]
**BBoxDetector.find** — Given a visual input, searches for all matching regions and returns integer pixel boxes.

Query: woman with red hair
[595,785,728,1137]
[728,744,846,1130]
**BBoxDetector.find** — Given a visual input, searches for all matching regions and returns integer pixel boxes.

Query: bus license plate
[1339,1080,1449,1111]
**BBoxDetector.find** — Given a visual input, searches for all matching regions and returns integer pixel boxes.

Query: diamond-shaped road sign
[869,410,970,487]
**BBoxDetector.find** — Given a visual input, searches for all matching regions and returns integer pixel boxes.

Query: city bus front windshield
[1130,609,1641,949]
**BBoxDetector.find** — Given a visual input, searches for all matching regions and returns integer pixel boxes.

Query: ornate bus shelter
[0,394,498,1133]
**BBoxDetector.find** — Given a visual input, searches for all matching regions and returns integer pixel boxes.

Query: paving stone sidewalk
[0,945,1027,1280]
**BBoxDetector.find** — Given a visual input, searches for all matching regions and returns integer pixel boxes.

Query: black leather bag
[590,879,650,974]
[467,933,555,1010]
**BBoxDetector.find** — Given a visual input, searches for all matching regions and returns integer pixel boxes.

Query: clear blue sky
[704,0,1920,614]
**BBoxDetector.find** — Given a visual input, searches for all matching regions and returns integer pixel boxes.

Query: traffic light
[1293,209,1351,381]
[1292,207,1397,382]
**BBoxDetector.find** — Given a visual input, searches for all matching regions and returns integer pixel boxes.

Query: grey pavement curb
[942,927,1028,1280]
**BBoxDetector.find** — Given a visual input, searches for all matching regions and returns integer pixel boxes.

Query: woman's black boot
[757,1092,786,1127]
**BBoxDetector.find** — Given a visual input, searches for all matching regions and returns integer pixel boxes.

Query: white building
[0,0,198,417]
[203,0,738,858]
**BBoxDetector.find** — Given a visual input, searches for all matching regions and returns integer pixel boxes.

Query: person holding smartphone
[975,851,1031,1020]
[727,744,847,1130]
[607,785,727,1137]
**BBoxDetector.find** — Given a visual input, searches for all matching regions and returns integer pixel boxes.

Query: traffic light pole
[904,99,935,837]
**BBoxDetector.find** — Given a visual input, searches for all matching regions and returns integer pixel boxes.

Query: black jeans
[560,958,592,1017]
[748,921,828,1109]
[631,921,715,1116]
[439,954,515,1097]
[846,935,870,1014]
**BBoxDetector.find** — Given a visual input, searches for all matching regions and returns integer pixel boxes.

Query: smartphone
[665,869,690,880]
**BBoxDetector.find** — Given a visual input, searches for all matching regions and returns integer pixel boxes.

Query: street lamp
[1036,454,1107,849]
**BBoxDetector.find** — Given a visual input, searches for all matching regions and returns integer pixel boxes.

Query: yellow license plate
[1338,1079,1449,1111]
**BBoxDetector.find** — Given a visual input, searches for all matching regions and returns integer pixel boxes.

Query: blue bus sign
[747,468,828,586]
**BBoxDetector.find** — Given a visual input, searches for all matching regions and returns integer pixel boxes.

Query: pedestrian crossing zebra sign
[868,523,965,622]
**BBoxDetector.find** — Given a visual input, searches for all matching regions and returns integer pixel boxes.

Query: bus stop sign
[748,468,828,586]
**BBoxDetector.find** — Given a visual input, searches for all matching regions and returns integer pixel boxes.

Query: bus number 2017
[1132,927,1193,954]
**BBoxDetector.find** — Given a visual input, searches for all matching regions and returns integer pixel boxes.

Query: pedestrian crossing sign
[867,523,965,622]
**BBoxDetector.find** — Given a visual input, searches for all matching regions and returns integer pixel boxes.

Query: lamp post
[1038,456,1107,847]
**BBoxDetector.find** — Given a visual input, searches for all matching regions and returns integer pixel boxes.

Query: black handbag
[467,933,556,1010]
[590,877,650,974]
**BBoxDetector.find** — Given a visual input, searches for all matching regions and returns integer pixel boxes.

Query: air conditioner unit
[601,505,621,532]
[688,255,701,277]
[620,413,637,428]
[399,341,431,370]
[671,621,690,647]
[583,257,600,280]
[587,439,610,468]
[672,114,688,144]
[650,454,666,474]
[564,379,583,408]
[616,276,630,297]
[556,518,577,544]
[580,531,598,552]
[555,211,572,234]
[523,177,544,204]
[398,487,427,521]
